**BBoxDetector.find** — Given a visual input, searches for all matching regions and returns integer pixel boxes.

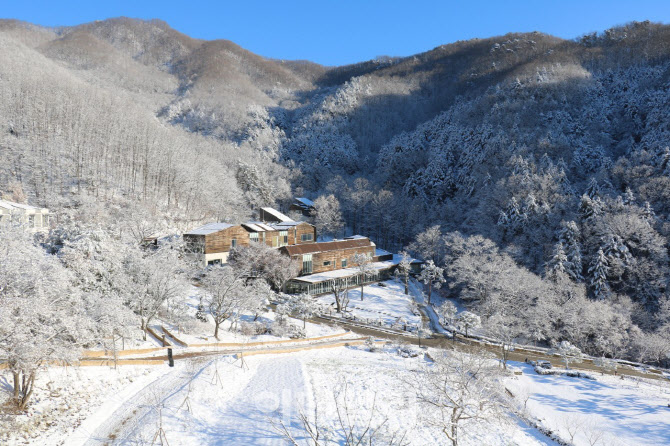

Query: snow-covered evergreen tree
[558,221,583,281]
[579,195,600,222]
[622,187,636,205]
[545,242,572,281]
[589,248,610,300]
[418,260,445,305]
[584,178,601,199]
[642,201,656,221]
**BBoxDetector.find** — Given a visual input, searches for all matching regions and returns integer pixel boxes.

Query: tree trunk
[404,277,409,295]
[141,317,147,341]
[13,372,20,400]
[501,344,508,369]
[334,294,342,313]
[13,370,36,410]
[449,408,459,446]
[427,282,432,305]
[214,321,220,340]
[19,372,35,410]
[360,284,364,301]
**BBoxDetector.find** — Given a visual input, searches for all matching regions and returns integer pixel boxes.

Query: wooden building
[183,223,249,266]
[259,207,293,223]
[289,197,315,217]
[242,220,316,248]
[0,199,51,232]
[282,237,424,296]
[183,207,317,267]
[279,237,376,276]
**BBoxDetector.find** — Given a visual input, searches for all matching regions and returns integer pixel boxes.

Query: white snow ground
[506,362,670,446]
[81,347,556,446]
[126,355,312,445]
[1,364,170,446]
[11,346,670,446]
[317,279,422,328]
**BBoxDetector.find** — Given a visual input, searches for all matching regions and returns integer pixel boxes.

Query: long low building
[279,237,376,276]
[285,253,423,295]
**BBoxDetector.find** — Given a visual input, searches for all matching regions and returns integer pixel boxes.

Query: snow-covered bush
[240,321,268,337]
[549,341,584,370]
[269,322,305,339]
[365,336,378,352]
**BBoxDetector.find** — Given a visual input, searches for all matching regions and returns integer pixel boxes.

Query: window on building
[301,233,313,242]
[280,230,288,246]
[302,254,313,274]
[231,238,237,249]
[323,261,331,266]
[28,215,35,227]
[341,259,348,268]
[250,232,259,243]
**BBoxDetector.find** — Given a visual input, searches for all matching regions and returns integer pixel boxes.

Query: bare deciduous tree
[273,380,409,446]
[352,253,374,301]
[410,348,508,446]
[395,251,413,295]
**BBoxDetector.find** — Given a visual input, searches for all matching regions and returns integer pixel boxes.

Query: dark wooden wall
[186,222,318,256]
[204,226,250,254]
[290,245,376,275]
[291,223,317,245]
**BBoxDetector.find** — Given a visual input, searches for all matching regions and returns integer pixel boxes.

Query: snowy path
[70,355,311,445]
[196,356,309,445]
[70,358,212,445]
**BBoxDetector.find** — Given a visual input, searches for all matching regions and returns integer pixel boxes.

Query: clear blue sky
[4,1,670,66]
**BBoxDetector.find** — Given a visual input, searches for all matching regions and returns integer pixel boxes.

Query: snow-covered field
[5,343,670,445]
[506,362,670,446]
[4,283,669,446]
[0,364,169,445]
[65,346,553,445]
[318,279,422,328]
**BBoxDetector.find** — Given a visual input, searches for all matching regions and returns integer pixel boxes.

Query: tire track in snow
[201,356,309,445]
[75,357,213,445]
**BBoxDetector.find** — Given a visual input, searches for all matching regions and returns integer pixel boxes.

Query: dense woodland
[2,17,670,387]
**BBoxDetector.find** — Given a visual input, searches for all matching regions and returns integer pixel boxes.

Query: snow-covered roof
[242,221,276,232]
[282,238,373,256]
[293,260,397,283]
[260,207,293,222]
[295,197,314,207]
[391,253,423,264]
[0,199,47,212]
[269,221,304,229]
[375,248,392,256]
[185,222,234,235]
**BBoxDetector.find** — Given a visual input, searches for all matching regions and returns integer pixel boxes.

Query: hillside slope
[1,17,670,365]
